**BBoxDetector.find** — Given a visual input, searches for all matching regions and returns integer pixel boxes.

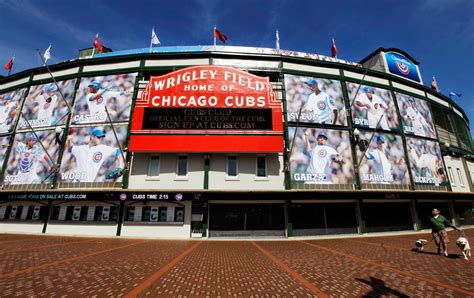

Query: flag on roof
[331,38,337,58]
[93,33,103,53]
[214,27,228,44]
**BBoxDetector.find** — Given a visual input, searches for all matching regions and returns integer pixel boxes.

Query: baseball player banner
[0,88,27,133]
[3,130,59,185]
[0,135,11,171]
[18,79,76,129]
[284,74,346,126]
[288,127,354,184]
[355,131,409,185]
[406,137,447,186]
[347,83,399,130]
[71,73,137,125]
[59,125,128,183]
[395,93,436,139]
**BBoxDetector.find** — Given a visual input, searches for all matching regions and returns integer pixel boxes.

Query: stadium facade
[0,45,472,238]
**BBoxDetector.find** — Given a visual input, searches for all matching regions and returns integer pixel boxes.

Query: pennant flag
[214,27,228,43]
[4,56,14,71]
[431,76,438,92]
[449,91,462,98]
[276,29,280,51]
[93,33,103,53]
[44,43,52,63]
[151,27,160,45]
[331,37,338,58]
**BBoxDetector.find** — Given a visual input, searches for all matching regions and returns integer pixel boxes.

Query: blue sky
[1,0,473,132]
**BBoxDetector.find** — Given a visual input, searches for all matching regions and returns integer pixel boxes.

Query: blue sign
[385,52,421,83]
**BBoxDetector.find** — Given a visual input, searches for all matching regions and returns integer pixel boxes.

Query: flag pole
[149,27,154,53]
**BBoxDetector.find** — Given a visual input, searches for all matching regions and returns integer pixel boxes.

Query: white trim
[453,107,464,118]
[212,59,279,69]
[391,82,425,96]
[0,77,29,91]
[145,58,209,67]
[82,61,141,72]
[426,93,449,108]
[342,71,389,86]
[32,68,80,81]
[282,62,340,75]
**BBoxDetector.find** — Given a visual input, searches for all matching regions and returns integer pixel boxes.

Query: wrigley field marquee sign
[130,66,284,152]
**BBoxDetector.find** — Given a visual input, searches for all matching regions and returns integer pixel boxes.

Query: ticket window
[51,206,61,220]
[80,206,89,221]
[126,206,135,221]
[3,206,12,220]
[158,207,167,222]
[65,206,75,220]
[10,206,19,219]
[142,206,151,221]
[150,207,159,222]
[26,206,42,220]
[71,207,81,221]
[101,207,110,221]
[26,206,35,220]
[175,207,184,222]
[94,206,104,221]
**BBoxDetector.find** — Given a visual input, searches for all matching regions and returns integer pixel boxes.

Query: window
[177,155,188,176]
[125,206,135,221]
[4,206,12,220]
[448,167,456,186]
[80,206,89,221]
[148,156,160,176]
[94,206,103,221]
[51,206,61,220]
[457,168,465,187]
[141,206,151,221]
[227,155,238,177]
[256,155,267,177]
[26,206,35,220]
[175,207,184,222]
[158,207,167,222]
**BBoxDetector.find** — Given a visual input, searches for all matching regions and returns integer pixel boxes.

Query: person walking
[430,208,461,257]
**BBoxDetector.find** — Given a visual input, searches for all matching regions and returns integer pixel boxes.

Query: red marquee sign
[129,66,283,152]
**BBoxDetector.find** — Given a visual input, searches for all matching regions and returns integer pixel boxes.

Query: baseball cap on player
[363,86,374,93]
[91,128,106,138]
[408,97,416,103]
[305,79,320,88]
[43,84,57,94]
[317,131,328,139]
[25,133,37,141]
[375,135,385,144]
[88,81,101,90]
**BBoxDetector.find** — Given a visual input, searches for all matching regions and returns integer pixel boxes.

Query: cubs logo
[92,151,103,163]
[317,101,326,110]
[96,96,104,104]
[318,148,327,157]
[395,59,410,75]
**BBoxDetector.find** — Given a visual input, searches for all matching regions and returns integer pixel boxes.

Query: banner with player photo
[59,125,128,183]
[284,75,346,126]
[396,93,436,139]
[0,88,27,133]
[71,73,137,125]
[406,137,447,185]
[0,135,11,171]
[355,131,408,185]
[288,127,354,184]
[18,79,77,129]
[3,130,59,185]
[347,83,399,130]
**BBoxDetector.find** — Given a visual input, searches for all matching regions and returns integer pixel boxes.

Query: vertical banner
[355,131,408,185]
[284,74,346,126]
[72,73,137,124]
[0,88,27,133]
[396,92,436,139]
[3,130,59,185]
[59,125,128,183]
[0,135,11,171]
[406,137,447,186]
[347,83,399,130]
[19,79,76,129]
[289,127,354,184]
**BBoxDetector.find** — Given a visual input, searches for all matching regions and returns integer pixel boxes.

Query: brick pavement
[0,229,472,297]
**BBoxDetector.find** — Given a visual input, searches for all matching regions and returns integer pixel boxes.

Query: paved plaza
[0,229,473,297]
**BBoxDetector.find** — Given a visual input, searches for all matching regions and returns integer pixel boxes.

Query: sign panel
[130,66,283,152]
[355,131,409,185]
[384,51,421,83]
[58,125,128,183]
[288,127,354,184]
[3,130,59,185]
[71,73,136,125]
[396,92,436,139]
[284,75,346,126]
[406,137,447,185]
[347,83,399,130]
[19,79,76,129]
[0,88,26,133]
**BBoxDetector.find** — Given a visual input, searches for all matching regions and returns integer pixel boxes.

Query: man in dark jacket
[430,208,461,257]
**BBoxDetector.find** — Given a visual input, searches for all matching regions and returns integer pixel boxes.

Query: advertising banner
[19,79,76,129]
[130,66,283,152]
[347,83,399,130]
[406,137,447,185]
[59,125,127,183]
[385,52,421,83]
[3,130,59,185]
[396,92,436,139]
[0,88,26,133]
[355,131,408,185]
[284,75,346,126]
[72,73,137,125]
[288,127,354,184]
